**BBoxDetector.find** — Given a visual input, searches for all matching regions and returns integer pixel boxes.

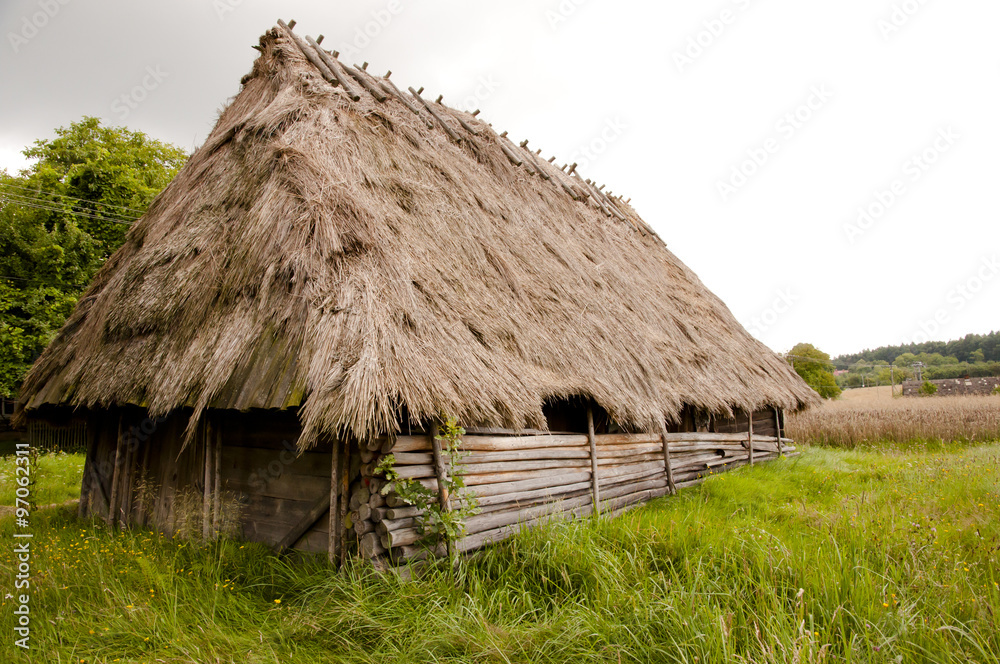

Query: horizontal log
[359,532,384,558]
[378,516,417,536]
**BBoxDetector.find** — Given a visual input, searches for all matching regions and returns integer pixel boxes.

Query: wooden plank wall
[77,408,340,554]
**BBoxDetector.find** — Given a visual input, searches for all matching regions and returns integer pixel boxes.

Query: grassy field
[0,450,85,508]
[787,388,1000,448]
[2,441,999,663]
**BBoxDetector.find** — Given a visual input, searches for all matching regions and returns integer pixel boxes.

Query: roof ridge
[275,18,665,247]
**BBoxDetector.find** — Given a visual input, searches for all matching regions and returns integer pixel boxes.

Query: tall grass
[787,393,1000,448]
[2,444,998,663]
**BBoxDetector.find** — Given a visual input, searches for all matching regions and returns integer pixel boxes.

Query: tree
[0,117,187,397]
[788,343,842,399]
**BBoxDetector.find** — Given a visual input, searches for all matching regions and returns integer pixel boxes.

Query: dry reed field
[787,388,1000,447]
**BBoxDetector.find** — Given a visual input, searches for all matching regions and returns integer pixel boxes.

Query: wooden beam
[747,412,755,466]
[586,407,600,512]
[305,35,364,100]
[659,422,677,495]
[274,493,332,553]
[378,78,434,127]
[328,436,341,564]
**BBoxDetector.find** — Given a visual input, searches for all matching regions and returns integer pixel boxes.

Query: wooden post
[586,407,600,513]
[659,422,677,495]
[338,439,350,567]
[201,418,212,541]
[774,407,783,456]
[328,436,341,564]
[430,422,451,511]
[107,414,124,527]
[213,420,222,537]
[747,411,755,466]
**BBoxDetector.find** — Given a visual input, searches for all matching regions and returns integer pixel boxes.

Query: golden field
[787,387,1000,448]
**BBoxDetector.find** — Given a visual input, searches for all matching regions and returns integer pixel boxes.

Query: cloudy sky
[1,0,997,359]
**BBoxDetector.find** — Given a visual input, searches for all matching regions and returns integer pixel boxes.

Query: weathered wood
[212,421,222,536]
[659,423,676,495]
[328,436,340,564]
[107,414,124,527]
[338,439,350,567]
[275,492,331,553]
[359,531,385,558]
[342,62,389,102]
[774,407,783,456]
[409,87,462,141]
[201,418,212,539]
[748,413,754,466]
[378,78,434,127]
[587,407,600,512]
[429,423,451,512]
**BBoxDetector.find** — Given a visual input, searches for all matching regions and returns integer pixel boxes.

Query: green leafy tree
[788,343,842,399]
[0,117,186,397]
[919,381,938,396]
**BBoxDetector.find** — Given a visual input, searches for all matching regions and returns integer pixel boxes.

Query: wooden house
[15,21,818,567]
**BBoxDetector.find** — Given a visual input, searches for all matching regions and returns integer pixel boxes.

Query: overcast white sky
[1,0,997,359]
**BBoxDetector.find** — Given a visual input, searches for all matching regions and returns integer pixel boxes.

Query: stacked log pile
[346,429,796,567]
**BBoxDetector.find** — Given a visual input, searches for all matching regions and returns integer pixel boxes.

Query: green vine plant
[375,416,480,562]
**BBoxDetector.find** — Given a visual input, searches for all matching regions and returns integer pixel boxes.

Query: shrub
[919,381,938,396]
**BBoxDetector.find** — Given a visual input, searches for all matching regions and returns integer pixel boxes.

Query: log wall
[354,421,795,567]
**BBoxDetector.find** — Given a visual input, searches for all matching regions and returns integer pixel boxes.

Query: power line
[0,193,137,226]
[0,181,147,216]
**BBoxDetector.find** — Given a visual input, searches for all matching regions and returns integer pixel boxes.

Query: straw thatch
[17,23,818,447]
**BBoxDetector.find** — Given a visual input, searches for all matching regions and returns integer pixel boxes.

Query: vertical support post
[747,410,755,466]
[430,422,455,561]
[338,438,350,567]
[586,407,600,513]
[121,434,138,527]
[213,420,222,537]
[328,436,341,565]
[774,407,783,457]
[429,422,451,511]
[108,414,124,527]
[659,422,677,495]
[201,418,212,541]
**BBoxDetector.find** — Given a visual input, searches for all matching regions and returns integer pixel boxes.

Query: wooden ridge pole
[328,436,341,564]
[658,421,677,495]
[586,407,600,513]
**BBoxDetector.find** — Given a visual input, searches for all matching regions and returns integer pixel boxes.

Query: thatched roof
[17,21,819,444]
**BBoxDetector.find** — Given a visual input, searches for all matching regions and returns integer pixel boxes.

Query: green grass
[1,445,998,663]
[0,450,85,507]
